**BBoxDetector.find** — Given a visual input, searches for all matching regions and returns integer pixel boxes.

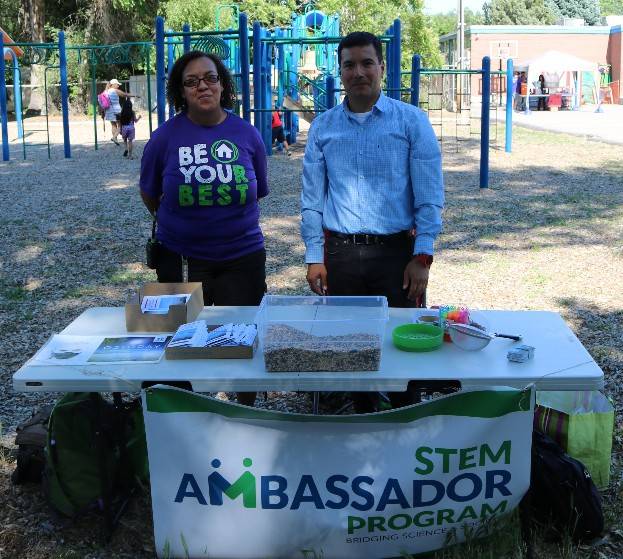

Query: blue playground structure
[2,5,513,188]
[1,30,71,161]
[153,9,404,156]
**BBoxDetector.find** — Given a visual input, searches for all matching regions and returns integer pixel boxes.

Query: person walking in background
[516,72,527,111]
[105,78,139,145]
[537,74,548,111]
[139,51,268,407]
[301,32,444,414]
[271,107,292,156]
[118,98,141,159]
[512,71,520,111]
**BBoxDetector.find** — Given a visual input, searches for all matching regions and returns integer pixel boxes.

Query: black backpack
[11,404,54,484]
[529,430,604,542]
[12,394,148,518]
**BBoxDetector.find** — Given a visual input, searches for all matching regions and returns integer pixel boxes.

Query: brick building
[439,24,622,103]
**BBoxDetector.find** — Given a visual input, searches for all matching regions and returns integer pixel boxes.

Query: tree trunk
[19,0,47,113]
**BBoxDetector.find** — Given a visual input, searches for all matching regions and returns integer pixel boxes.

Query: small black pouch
[146,217,161,270]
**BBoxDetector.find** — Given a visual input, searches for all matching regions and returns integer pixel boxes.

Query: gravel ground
[0,117,622,558]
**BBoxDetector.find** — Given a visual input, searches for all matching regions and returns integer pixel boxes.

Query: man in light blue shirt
[300,32,445,413]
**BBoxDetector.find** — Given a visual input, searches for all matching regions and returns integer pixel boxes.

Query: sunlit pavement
[497,103,623,145]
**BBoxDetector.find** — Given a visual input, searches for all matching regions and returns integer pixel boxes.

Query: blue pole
[260,29,271,155]
[12,53,23,139]
[480,56,491,189]
[167,30,175,120]
[155,16,166,127]
[182,23,191,53]
[252,21,261,133]
[0,38,9,161]
[393,19,401,101]
[326,75,335,109]
[411,54,420,107]
[59,31,71,158]
[505,58,513,153]
[239,13,251,122]
[386,25,393,98]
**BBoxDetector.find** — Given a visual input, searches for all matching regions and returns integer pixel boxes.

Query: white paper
[29,335,104,366]
[168,321,257,348]
[140,294,191,314]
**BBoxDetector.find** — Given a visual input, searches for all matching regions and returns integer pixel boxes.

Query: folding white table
[13,306,604,394]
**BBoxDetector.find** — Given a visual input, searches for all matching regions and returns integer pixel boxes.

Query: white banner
[143,386,534,558]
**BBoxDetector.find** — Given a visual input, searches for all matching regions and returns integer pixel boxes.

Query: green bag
[44,392,148,517]
[535,390,614,489]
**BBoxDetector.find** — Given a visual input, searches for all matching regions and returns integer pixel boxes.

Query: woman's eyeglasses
[183,75,220,88]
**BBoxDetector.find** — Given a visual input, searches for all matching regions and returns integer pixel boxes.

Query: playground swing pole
[505,58,513,153]
[155,16,166,127]
[59,31,71,158]
[0,34,10,161]
[393,19,401,101]
[167,30,175,120]
[326,75,335,109]
[146,47,153,134]
[480,56,491,189]
[411,54,420,107]
[4,47,23,140]
[385,24,393,98]
[182,24,191,53]
[239,13,251,122]
[252,22,261,134]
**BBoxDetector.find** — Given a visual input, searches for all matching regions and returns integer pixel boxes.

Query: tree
[547,0,601,24]
[0,0,21,39]
[317,0,404,36]
[483,0,556,24]
[599,0,623,15]
[19,0,47,112]
[429,9,485,37]
[316,0,443,68]
[402,0,444,68]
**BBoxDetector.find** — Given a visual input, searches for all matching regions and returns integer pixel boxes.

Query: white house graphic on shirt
[211,139,239,164]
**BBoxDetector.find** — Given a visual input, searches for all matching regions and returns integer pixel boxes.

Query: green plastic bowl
[392,323,444,352]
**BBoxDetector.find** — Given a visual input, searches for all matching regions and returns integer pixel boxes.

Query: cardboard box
[125,282,204,332]
[165,325,257,360]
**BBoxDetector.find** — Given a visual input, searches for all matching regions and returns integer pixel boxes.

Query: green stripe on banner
[145,386,532,423]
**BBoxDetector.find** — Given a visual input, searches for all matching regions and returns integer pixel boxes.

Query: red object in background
[602,81,620,104]
[548,93,562,107]
[271,111,282,128]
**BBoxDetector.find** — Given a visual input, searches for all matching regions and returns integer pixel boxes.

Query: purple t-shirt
[140,112,269,261]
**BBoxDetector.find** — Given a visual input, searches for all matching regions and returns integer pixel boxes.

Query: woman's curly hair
[167,51,236,112]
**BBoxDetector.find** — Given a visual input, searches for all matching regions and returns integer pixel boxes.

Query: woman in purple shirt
[140,51,269,406]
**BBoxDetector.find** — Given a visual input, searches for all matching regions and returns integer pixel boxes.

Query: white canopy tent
[514,50,600,110]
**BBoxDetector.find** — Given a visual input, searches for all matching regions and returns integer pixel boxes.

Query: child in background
[271,108,291,156]
[118,98,141,159]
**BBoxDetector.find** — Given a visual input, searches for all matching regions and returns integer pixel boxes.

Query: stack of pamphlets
[140,294,191,314]
[30,334,172,365]
[168,321,257,348]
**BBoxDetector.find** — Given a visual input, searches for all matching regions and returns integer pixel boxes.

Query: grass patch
[63,285,101,299]
[512,126,588,146]
[0,280,29,301]
[105,269,155,285]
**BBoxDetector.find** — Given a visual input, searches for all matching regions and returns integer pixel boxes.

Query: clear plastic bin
[256,295,389,372]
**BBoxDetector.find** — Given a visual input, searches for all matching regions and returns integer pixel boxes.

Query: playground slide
[283,95,316,123]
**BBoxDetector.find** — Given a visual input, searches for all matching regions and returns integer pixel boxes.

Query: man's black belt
[326,230,409,245]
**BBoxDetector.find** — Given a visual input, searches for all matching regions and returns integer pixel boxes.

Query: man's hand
[403,258,429,301]
[307,264,328,295]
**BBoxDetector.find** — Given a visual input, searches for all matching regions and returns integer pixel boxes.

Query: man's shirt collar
[341,91,389,116]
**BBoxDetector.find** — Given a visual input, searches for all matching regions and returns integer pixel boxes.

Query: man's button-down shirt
[301,92,444,264]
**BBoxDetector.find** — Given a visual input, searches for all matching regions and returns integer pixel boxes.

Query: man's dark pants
[324,232,422,413]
